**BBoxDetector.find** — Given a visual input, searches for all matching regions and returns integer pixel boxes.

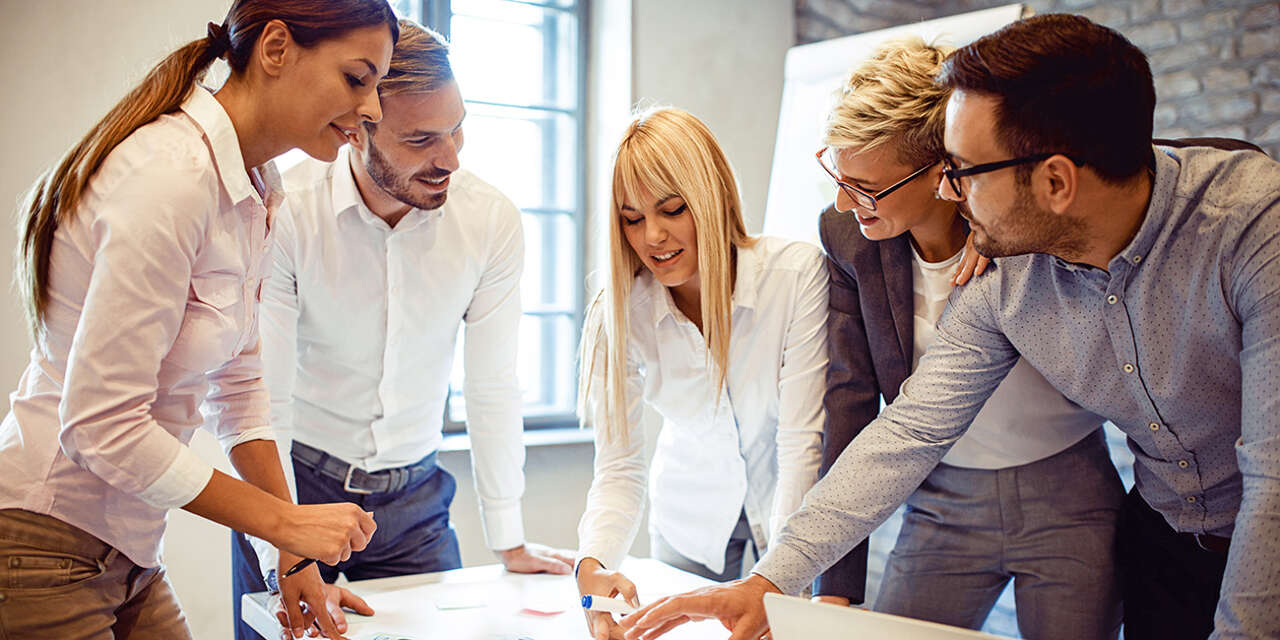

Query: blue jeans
[231,446,461,640]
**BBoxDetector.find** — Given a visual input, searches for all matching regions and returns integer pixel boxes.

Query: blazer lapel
[879,237,915,374]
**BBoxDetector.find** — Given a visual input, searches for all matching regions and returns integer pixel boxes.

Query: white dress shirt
[256,148,526,572]
[0,86,278,568]
[577,236,827,574]
[910,247,1101,468]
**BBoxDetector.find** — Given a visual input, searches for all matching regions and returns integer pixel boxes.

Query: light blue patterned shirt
[755,145,1280,638]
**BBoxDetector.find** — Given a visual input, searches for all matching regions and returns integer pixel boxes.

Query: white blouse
[0,86,278,568]
[577,236,828,573]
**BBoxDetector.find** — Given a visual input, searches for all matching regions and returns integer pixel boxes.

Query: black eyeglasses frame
[941,153,1084,198]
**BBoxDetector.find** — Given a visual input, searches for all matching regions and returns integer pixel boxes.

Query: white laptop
[764,592,1006,639]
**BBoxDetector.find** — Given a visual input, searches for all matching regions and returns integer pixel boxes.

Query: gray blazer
[810,203,949,599]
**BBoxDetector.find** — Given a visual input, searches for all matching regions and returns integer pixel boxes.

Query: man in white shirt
[232,20,573,640]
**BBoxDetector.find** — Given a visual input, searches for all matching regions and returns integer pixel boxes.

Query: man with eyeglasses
[618,14,1279,640]
[802,37,1124,639]
[230,21,574,640]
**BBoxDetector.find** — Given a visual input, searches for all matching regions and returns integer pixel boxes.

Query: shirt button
[1178,460,1189,468]
[1186,496,1197,503]
[1106,294,1118,305]
[1133,255,1142,263]
[1123,363,1135,373]
[1150,422,1161,431]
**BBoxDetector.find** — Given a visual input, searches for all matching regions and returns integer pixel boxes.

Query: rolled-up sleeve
[57,155,217,510]
[205,332,273,454]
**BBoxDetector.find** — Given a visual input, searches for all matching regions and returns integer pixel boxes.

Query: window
[392,0,587,429]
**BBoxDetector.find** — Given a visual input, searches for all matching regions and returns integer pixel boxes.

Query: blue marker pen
[581,594,636,616]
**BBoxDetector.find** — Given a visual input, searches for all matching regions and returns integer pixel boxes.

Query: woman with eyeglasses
[813,38,1124,638]
[0,1,398,637]
[574,106,862,640]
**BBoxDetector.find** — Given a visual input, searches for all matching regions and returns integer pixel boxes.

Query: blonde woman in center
[574,107,866,639]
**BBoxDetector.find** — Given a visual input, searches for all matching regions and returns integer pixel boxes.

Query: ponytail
[16,35,223,339]
[15,0,399,340]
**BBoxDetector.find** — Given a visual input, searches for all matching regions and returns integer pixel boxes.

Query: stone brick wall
[796,0,1280,158]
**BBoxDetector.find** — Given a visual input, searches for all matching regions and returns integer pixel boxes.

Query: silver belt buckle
[343,465,374,494]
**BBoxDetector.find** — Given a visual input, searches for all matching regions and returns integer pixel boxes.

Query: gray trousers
[874,428,1124,640]
[651,511,755,582]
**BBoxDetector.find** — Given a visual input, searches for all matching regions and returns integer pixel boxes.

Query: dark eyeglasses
[816,147,937,213]
[941,153,1082,199]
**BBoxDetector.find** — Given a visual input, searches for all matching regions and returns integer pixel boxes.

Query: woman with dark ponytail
[0,2,398,638]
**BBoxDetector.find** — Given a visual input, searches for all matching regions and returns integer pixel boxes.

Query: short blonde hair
[378,18,452,98]
[579,107,753,444]
[824,37,954,165]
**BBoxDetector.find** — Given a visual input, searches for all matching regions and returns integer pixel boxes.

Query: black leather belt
[291,440,436,495]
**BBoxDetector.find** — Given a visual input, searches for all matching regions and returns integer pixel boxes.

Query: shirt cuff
[248,534,279,580]
[217,425,275,456]
[479,500,525,551]
[135,444,215,510]
[752,541,822,596]
[576,540,627,575]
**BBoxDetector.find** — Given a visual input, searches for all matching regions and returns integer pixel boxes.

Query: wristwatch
[264,568,281,595]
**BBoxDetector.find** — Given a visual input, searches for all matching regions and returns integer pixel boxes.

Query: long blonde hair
[579,107,754,444]
[15,0,398,339]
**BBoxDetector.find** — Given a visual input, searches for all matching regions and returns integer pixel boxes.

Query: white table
[242,557,729,640]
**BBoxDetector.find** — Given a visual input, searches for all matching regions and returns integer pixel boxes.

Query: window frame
[397,0,590,431]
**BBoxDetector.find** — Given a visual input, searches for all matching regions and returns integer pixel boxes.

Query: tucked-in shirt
[0,85,278,568]
[756,145,1280,637]
[910,247,1101,469]
[256,147,526,571]
[577,236,827,574]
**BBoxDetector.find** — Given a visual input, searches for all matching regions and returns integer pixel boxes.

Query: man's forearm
[754,414,955,594]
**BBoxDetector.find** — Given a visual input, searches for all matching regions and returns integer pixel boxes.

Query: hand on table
[618,573,780,640]
[499,542,575,575]
[811,595,851,607]
[577,558,640,640]
[271,573,373,640]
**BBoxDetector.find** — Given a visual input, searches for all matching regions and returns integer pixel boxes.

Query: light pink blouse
[0,86,278,568]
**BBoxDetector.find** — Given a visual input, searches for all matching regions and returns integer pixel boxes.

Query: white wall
[0,0,233,394]
[0,1,793,638]
[631,0,795,234]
